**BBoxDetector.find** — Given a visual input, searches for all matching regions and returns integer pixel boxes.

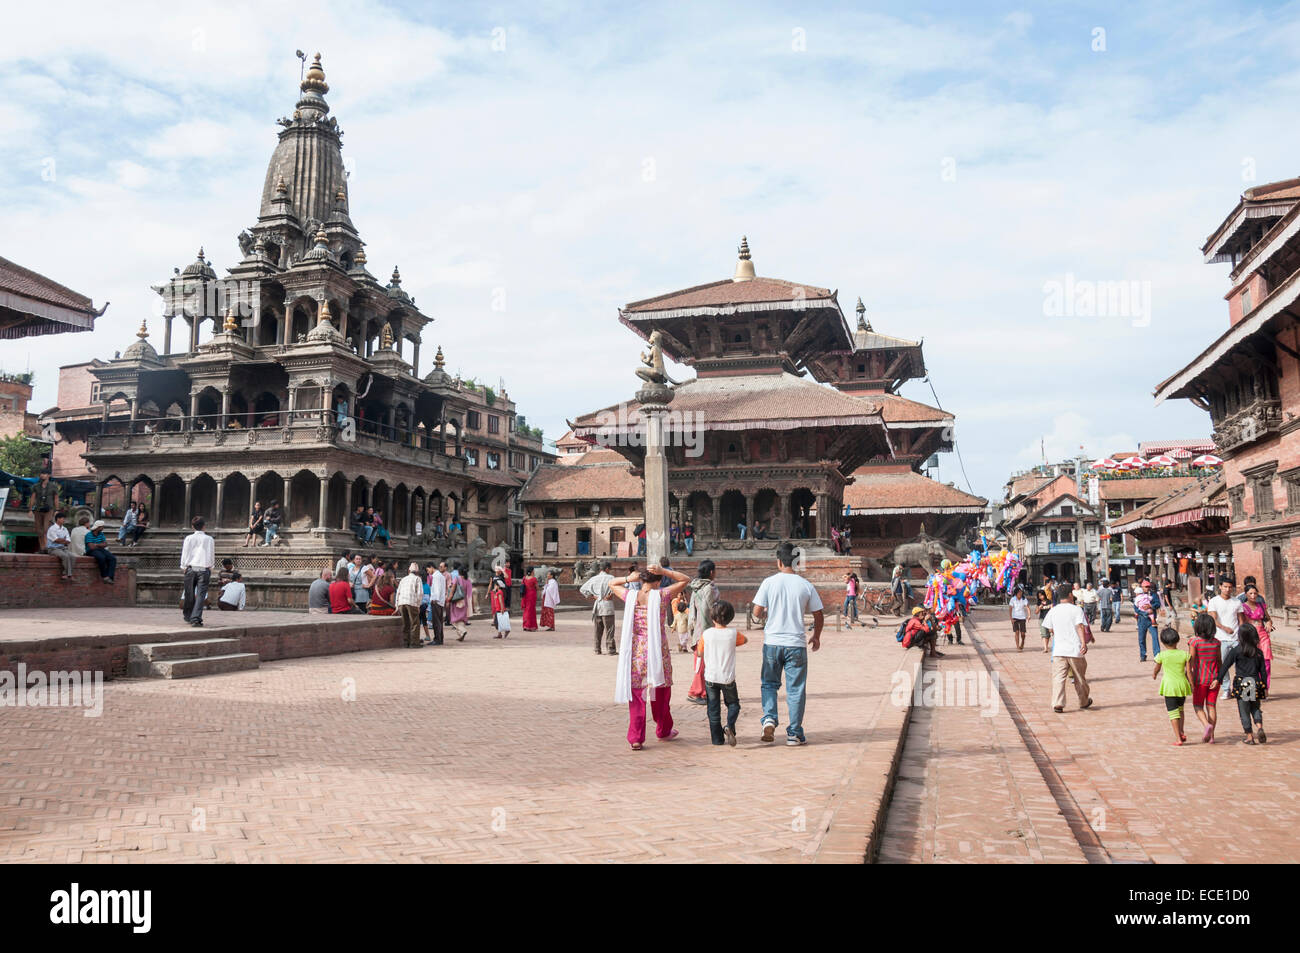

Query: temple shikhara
[40,54,551,603]
[523,239,984,596]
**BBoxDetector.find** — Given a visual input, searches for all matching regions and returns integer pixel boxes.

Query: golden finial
[197,246,206,261]
[733,235,755,281]
[318,299,333,324]
[855,296,867,331]
[275,176,287,195]
[335,186,346,204]
[390,266,401,286]
[381,322,394,349]
[434,345,445,369]
[354,246,367,265]
[136,318,149,339]
[223,307,238,332]
[301,52,329,94]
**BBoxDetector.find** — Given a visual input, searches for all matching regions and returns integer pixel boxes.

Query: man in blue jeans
[752,542,824,745]
[1134,578,1162,661]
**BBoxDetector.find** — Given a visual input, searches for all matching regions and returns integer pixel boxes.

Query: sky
[2,0,1296,502]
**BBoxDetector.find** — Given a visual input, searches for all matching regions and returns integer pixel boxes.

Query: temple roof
[873,393,952,426]
[0,256,103,339]
[843,468,985,514]
[572,372,882,434]
[1110,474,1227,533]
[520,456,643,503]
[1203,176,1300,263]
[623,276,835,315]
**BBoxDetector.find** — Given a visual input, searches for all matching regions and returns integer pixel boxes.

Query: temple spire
[856,296,869,331]
[300,52,329,95]
[733,236,755,281]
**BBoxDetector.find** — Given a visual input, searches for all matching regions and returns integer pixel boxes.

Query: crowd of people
[988,572,1275,744]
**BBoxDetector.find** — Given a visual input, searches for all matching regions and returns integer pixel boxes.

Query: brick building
[1155,176,1300,609]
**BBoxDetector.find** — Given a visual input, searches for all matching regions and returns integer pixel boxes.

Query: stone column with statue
[635,330,678,566]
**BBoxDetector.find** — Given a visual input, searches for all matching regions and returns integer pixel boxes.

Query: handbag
[1082,623,1095,645]
[495,611,511,632]
[688,652,707,700]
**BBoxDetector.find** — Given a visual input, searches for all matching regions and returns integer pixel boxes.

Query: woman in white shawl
[609,566,692,750]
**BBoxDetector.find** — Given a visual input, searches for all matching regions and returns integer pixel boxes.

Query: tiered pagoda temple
[532,240,983,581]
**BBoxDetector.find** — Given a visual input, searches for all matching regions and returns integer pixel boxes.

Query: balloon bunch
[923,533,1024,633]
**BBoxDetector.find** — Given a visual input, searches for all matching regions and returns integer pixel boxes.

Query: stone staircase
[128,638,260,679]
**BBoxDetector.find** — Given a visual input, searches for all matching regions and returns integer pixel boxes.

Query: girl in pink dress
[1241,585,1273,692]
[608,566,692,750]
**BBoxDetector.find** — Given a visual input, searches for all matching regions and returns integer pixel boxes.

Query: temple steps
[127,639,261,679]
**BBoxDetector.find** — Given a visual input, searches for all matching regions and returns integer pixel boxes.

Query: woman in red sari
[367,570,397,616]
[521,567,538,631]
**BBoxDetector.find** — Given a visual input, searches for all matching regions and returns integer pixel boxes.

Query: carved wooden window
[466,411,481,429]
[1249,467,1277,519]
[1284,468,1300,515]
[1228,485,1246,520]
[610,527,626,543]
[488,415,500,434]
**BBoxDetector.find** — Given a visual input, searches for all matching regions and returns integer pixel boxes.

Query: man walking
[1043,588,1093,713]
[752,542,824,746]
[1097,580,1115,632]
[397,562,424,648]
[1207,578,1243,699]
[580,559,617,655]
[180,516,215,627]
[1134,578,1162,662]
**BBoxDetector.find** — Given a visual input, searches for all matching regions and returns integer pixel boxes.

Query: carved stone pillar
[183,479,193,525]
[215,477,225,529]
[318,475,329,531]
[282,475,292,521]
[412,340,420,377]
[711,495,721,542]
[745,495,755,535]
[341,479,354,530]
[189,392,199,430]
[188,315,199,353]
[220,388,231,430]
[164,315,173,355]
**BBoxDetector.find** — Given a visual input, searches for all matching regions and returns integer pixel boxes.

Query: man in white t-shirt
[1008,586,1030,651]
[751,543,824,746]
[1205,579,1243,699]
[1043,589,1093,713]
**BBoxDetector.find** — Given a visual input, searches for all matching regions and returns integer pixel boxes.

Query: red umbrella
[1118,455,1146,469]
[1091,457,1118,469]
[1145,454,1178,467]
[1191,453,1223,467]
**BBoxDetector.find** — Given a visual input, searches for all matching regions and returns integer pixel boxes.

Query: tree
[0,435,43,477]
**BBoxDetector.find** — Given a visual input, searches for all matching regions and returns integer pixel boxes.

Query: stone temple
[64,54,552,604]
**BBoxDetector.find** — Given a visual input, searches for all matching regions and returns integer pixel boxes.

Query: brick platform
[0,608,401,680]
[0,553,136,610]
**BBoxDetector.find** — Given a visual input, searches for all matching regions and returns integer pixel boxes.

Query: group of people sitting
[243,500,285,547]
[348,505,392,547]
[44,511,118,584]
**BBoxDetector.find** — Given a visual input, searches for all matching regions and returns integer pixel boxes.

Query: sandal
[630,743,643,750]
[1256,729,1267,744]
[1053,706,1064,713]
[661,729,679,741]
[1242,737,1255,745]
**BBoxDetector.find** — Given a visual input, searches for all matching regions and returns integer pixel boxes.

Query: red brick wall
[0,554,136,609]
